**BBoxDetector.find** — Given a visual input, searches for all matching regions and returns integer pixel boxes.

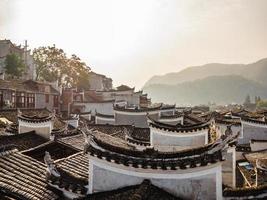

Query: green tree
[257,100,267,108]
[33,45,91,89]
[33,45,67,84]
[4,53,26,77]
[67,54,91,89]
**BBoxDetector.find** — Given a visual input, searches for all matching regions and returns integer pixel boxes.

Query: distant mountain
[144,58,267,87]
[143,75,267,105]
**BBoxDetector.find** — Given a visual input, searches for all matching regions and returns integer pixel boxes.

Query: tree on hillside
[4,53,26,77]
[257,100,267,108]
[33,45,91,89]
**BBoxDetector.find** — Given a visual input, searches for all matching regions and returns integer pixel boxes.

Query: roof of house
[95,112,114,119]
[223,184,267,199]
[58,124,150,150]
[22,141,80,163]
[58,134,85,150]
[0,79,59,94]
[0,109,65,130]
[55,152,89,184]
[85,179,181,200]
[114,104,162,113]
[87,131,228,170]
[0,149,59,200]
[116,85,134,91]
[148,117,210,133]
[0,131,49,151]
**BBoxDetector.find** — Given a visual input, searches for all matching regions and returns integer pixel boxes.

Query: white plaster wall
[80,114,91,121]
[74,102,114,116]
[89,158,222,200]
[222,147,236,188]
[114,93,140,107]
[216,124,241,139]
[150,127,208,151]
[239,121,267,144]
[95,117,115,125]
[158,117,183,125]
[115,112,148,128]
[18,120,52,139]
[250,141,267,151]
[64,119,79,128]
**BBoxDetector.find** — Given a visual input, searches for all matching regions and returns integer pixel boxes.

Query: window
[0,91,3,108]
[11,92,16,108]
[27,93,35,108]
[16,92,25,108]
[53,95,59,107]
[45,94,50,103]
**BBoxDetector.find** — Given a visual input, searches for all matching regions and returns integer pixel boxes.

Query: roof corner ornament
[81,125,94,154]
[50,133,55,141]
[17,109,22,117]
[224,125,233,137]
[44,151,60,181]
[51,109,56,121]
[208,132,239,154]
[64,122,68,134]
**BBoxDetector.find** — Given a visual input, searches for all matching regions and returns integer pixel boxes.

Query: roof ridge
[0,148,18,157]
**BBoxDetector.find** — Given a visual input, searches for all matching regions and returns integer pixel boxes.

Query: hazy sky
[1,0,267,89]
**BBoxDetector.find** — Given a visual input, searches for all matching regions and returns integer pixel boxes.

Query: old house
[0,39,36,80]
[0,79,60,111]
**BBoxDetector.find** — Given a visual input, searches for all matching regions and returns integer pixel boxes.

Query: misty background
[0,0,267,90]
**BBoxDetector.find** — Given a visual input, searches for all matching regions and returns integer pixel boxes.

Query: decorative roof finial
[44,151,60,181]
[17,109,22,117]
[51,109,56,120]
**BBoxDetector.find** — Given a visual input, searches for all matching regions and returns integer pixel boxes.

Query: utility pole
[255,159,258,187]
[24,40,28,66]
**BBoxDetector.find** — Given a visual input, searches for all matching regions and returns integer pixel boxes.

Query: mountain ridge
[144,58,267,87]
[143,75,267,105]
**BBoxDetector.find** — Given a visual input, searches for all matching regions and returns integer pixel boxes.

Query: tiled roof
[0,131,49,151]
[55,152,89,183]
[0,79,59,94]
[244,150,267,169]
[87,124,129,140]
[18,114,53,123]
[116,85,134,91]
[59,125,150,150]
[58,134,85,150]
[223,184,267,199]
[0,109,65,129]
[114,104,162,113]
[85,180,181,200]
[183,113,205,125]
[88,134,226,170]
[95,112,114,119]
[22,141,80,163]
[0,149,59,200]
[215,117,241,126]
[149,118,210,133]
[0,108,50,123]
